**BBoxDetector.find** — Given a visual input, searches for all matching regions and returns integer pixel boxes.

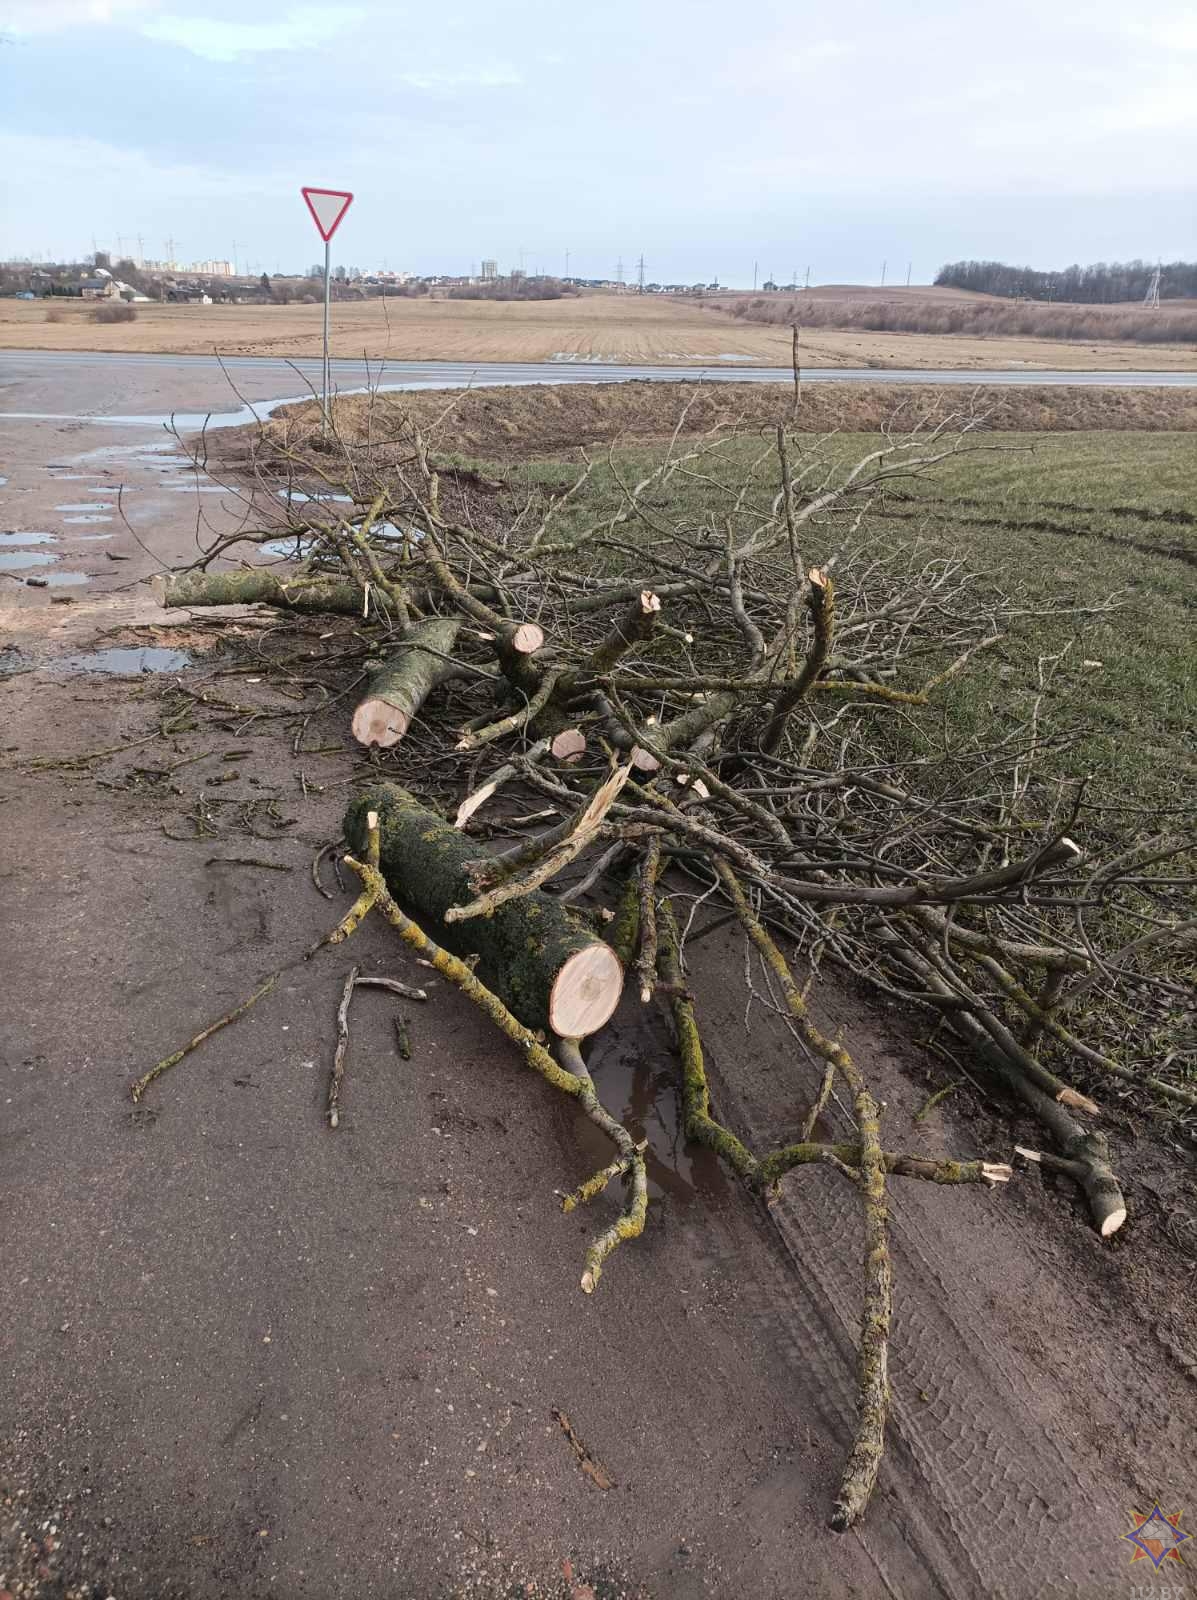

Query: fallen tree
[139,384,1195,1530]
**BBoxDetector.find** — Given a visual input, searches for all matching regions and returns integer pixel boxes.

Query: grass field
[423,427,1192,838]
[4,291,1197,370]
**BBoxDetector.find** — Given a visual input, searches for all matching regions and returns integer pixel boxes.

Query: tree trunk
[345,785,624,1038]
[352,619,461,747]
[153,569,366,613]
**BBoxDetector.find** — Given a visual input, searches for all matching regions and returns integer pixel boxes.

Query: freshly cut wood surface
[351,618,461,748]
[345,784,623,1037]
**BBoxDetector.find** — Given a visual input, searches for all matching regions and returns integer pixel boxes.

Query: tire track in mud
[675,983,1177,1600]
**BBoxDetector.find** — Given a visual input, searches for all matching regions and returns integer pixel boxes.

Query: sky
[1,0,1194,285]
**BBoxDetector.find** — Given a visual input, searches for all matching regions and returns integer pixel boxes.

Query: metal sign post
[300,186,354,434]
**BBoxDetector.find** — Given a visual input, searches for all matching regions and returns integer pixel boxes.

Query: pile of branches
[153,394,1195,1529]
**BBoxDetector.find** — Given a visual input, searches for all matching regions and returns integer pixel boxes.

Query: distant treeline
[934,259,1197,304]
[447,278,579,302]
[723,294,1197,346]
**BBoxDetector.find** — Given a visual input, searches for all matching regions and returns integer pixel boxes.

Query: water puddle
[0,476,8,487]
[0,549,57,571]
[55,502,114,513]
[259,536,316,558]
[71,532,113,542]
[0,646,31,677]
[52,647,191,675]
[63,515,113,525]
[569,1012,731,1208]
[0,531,56,545]
[275,489,354,505]
[259,519,417,560]
[42,571,91,587]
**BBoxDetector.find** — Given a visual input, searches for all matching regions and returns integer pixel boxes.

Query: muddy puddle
[259,519,413,560]
[62,515,113,526]
[0,549,57,571]
[259,536,316,558]
[275,489,354,505]
[0,531,55,545]
[51,647,192,675]
[569,1011,732,1208]
[55,502,114,513]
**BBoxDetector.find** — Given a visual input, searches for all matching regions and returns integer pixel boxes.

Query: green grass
[488,431,1196,826]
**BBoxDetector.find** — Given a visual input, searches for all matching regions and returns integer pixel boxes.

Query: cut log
[551,728,587,764]
[345,784,623,1038]
[507,621,545,656]
[629,745,661,775]
[495,620,547,693]
[153,569,366,614]
[351,618,461,748]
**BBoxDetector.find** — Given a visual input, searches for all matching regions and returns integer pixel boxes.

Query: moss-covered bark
[154,569,367,613]
[345,784,622,1036]
[353,618,460,745]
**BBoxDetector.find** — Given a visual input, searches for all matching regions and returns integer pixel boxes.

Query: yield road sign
[301,186,354,243]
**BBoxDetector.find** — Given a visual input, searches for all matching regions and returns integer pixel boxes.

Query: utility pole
[804,265,811,291]
[881,259,887,286]
[1143,263,1161,309]
[165,238,177,270]
[233,239,239,275]
[136,234,145,267]
[791,265,797,289]
[753,260,758,291]
[636,254,646,293]
[565,248,570,280]
[905,261,912,287]
[616,257,624,286]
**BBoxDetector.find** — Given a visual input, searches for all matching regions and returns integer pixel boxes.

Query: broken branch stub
[345,785,623,1038]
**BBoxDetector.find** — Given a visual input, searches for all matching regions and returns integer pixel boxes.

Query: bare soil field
[4,292,1197,369]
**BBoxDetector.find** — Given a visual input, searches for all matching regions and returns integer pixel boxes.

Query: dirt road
[1,361,1195,1600]
[4,292,1197,370]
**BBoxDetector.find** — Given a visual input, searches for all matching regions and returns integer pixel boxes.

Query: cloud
[1124,15,1197,50]
[397,65,523,91]
[2,0,157,32]
[0,129,281,201]
[138,6,361,61]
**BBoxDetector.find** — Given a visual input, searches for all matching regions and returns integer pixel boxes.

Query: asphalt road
[3,347,1197,432]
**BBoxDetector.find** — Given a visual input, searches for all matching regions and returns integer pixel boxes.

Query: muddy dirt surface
[3,361,1197,1600]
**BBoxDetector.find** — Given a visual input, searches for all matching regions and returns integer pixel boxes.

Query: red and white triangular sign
[301,186,354,243]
